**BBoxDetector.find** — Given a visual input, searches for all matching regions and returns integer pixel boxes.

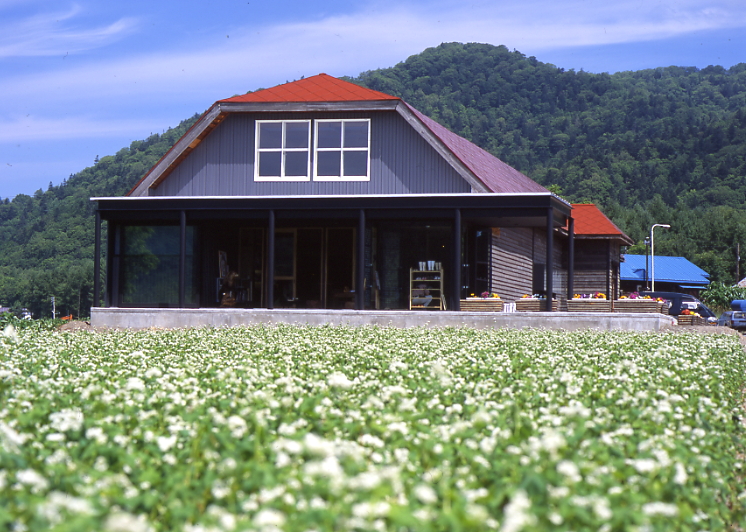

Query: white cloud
[0,3,138,57]
[1,1,745,143]
[0,114,165,142]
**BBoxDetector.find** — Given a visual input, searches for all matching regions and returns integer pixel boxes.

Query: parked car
[717,311,746,330]
[640,291,717,323]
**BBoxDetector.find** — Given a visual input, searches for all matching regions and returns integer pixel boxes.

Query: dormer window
[255,120,311,181]
[314,119,370,181]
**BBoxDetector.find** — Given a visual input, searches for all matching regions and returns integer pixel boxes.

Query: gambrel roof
[129,74,550,196]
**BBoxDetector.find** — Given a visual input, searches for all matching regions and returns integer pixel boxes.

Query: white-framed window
[255,120,311,181]
[314,119,370,181]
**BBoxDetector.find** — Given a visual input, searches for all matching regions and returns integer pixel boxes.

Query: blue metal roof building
[620,255,710,292]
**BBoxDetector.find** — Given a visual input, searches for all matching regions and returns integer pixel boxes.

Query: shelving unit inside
[409,268,445,310]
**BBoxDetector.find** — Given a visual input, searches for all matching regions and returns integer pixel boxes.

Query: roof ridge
[219,73,400,103]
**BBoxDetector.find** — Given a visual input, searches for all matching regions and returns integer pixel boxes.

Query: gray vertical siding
[154,112,471,197]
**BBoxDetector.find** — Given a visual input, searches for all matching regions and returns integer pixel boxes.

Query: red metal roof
[404,103,548,194]
[571,204,631,242]
[220,73,400,103]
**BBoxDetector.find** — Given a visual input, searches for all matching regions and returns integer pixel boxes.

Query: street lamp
[650,224,671,291]
[644,236,650,290]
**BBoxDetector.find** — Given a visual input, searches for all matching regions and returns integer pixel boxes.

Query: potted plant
[613,292,666,313]
[567,292,612,312]
[461,292,504,312]
[515,294,558,312]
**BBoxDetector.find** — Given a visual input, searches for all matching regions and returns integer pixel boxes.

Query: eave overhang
[94,192,571,228]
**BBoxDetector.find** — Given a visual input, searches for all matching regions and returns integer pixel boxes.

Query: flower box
[515,298,558,312]
[460,299,504,312]
[567,299,612,312]
[677,314,706,326]
[613,299,665,313]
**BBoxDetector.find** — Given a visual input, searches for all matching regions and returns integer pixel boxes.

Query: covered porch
[92,193,574,312]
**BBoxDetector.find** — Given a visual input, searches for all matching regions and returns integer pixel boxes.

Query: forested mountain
[2,42,746,317]
[349,42,746,282]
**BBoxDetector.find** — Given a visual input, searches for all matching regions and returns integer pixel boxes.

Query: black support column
[606,240,612,300]
[546,207,554,311]
[267,210,275,309]
[567,216,575,301]
[452,209,462,311]
[356,209,365,310]
[179,210,186,308]
[93,210,101,309]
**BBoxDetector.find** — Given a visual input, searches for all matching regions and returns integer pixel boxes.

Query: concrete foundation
[91,307,677,331]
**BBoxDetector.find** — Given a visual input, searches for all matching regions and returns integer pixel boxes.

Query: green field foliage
[1,325,745,530]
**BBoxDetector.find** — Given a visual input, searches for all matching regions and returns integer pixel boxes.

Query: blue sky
[1,0,745,199]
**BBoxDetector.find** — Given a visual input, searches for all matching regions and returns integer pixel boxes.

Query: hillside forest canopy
[1,42,746,317]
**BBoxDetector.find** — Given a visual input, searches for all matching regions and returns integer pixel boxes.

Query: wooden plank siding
[154,111,471,197]
[572,240,622,300]
[490,227,568,305]
[490,227,534,302]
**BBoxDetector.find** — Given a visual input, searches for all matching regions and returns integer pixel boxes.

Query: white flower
[359,434,385,448]
[303,433,336,456]
[211,480,231,499]
[227,415,248,438]
[86,426,108,444]
[413,483,438,504]
[144,367,162,379]
[37,491,94,525]
[626,458,658,474]
[104,511,154,532]
[500,489,536,532]
[642,502,679,517]
[157,435,177,452]
[556,460,582,483]
[49,408,84,433]
[125,377,146,391]
[352,501,390,518]
[253,508,286,527]
[327,372,354,389]
[2,324,19,343]
[16,469,49,493]
[0,422,26,451]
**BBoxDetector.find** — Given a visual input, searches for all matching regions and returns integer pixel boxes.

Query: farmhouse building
[91,74,628,314]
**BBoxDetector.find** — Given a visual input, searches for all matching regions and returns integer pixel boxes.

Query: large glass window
[314,119,370,181]
[255,120,311,181]
[120,226,196,307]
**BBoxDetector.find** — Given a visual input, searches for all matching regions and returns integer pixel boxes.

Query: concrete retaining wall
[91,308,677,331]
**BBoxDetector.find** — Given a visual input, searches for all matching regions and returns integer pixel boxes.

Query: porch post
[93,210,101,309]
[546,207,554,311]
[267,210,275,309]
[109,223,120,307]
[179,210,186,308]
[452,209,461,311]
[606,240,612,300]
[567,216,575,301]
[356,209,365,310]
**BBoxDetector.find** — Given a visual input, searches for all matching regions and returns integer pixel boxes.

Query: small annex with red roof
[564,204,633,299]
[92,73,626,316]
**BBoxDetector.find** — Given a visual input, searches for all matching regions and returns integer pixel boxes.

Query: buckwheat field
[1,324,745,531]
